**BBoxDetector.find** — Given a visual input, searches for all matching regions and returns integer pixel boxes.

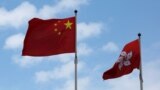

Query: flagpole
[74,10,78,90]
[138,33,143,90]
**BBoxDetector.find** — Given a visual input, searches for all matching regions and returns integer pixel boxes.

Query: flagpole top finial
[74,10,78,14]
[138,33,141,37]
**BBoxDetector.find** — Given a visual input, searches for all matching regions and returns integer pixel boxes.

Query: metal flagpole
[138,33,143,90]
[74,10,78,90]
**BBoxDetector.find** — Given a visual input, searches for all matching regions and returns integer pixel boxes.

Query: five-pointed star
[64,20,73,29]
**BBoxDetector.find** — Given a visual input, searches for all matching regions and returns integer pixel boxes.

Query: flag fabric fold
[103,39,140,80]
[22,17,76,56]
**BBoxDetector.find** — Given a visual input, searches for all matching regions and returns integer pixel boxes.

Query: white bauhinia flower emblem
[116,51,133,70]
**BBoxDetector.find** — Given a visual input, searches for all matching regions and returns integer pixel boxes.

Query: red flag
[22,17,76,56]
[103,39,140,80]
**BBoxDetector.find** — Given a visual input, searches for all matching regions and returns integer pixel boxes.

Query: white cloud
[0,2,36,28]
[50,53,75,63]
[105,74,139,90]
[4,33,25,49]
[13,53,75,68]
[0,0,88,28]
[55,77,91,90]
[78,77,91,90]
[35,61,85,83]
[77,22,103,41]
[102,42,119,53]
[78,43,93,56]
[38,0,88,18]
[13,55,43,68]
[35,61,74,83]
[143,59,160,90]
[56,0,88,9]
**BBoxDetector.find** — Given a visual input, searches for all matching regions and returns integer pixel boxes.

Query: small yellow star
[58,21,61,23]
[54,23,57,26]
[58,32,61,35]
[54,28,58,32]
[64,20,73,29]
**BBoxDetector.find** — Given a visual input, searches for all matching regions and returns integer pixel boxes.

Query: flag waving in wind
[103,39,140,80]
[22,17,76,56]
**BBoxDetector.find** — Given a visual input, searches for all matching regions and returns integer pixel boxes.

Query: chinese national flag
[103,39,140,80]
[22,17,76,56]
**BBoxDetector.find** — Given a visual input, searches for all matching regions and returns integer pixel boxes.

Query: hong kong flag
[103,39,140,80]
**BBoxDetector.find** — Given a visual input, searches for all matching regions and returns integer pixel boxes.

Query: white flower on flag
[116,51,133,70]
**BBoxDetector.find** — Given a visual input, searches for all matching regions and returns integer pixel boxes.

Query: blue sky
[0,0,160,90]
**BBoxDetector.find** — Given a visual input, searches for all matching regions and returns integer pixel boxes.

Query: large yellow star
[64,20,73,29]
